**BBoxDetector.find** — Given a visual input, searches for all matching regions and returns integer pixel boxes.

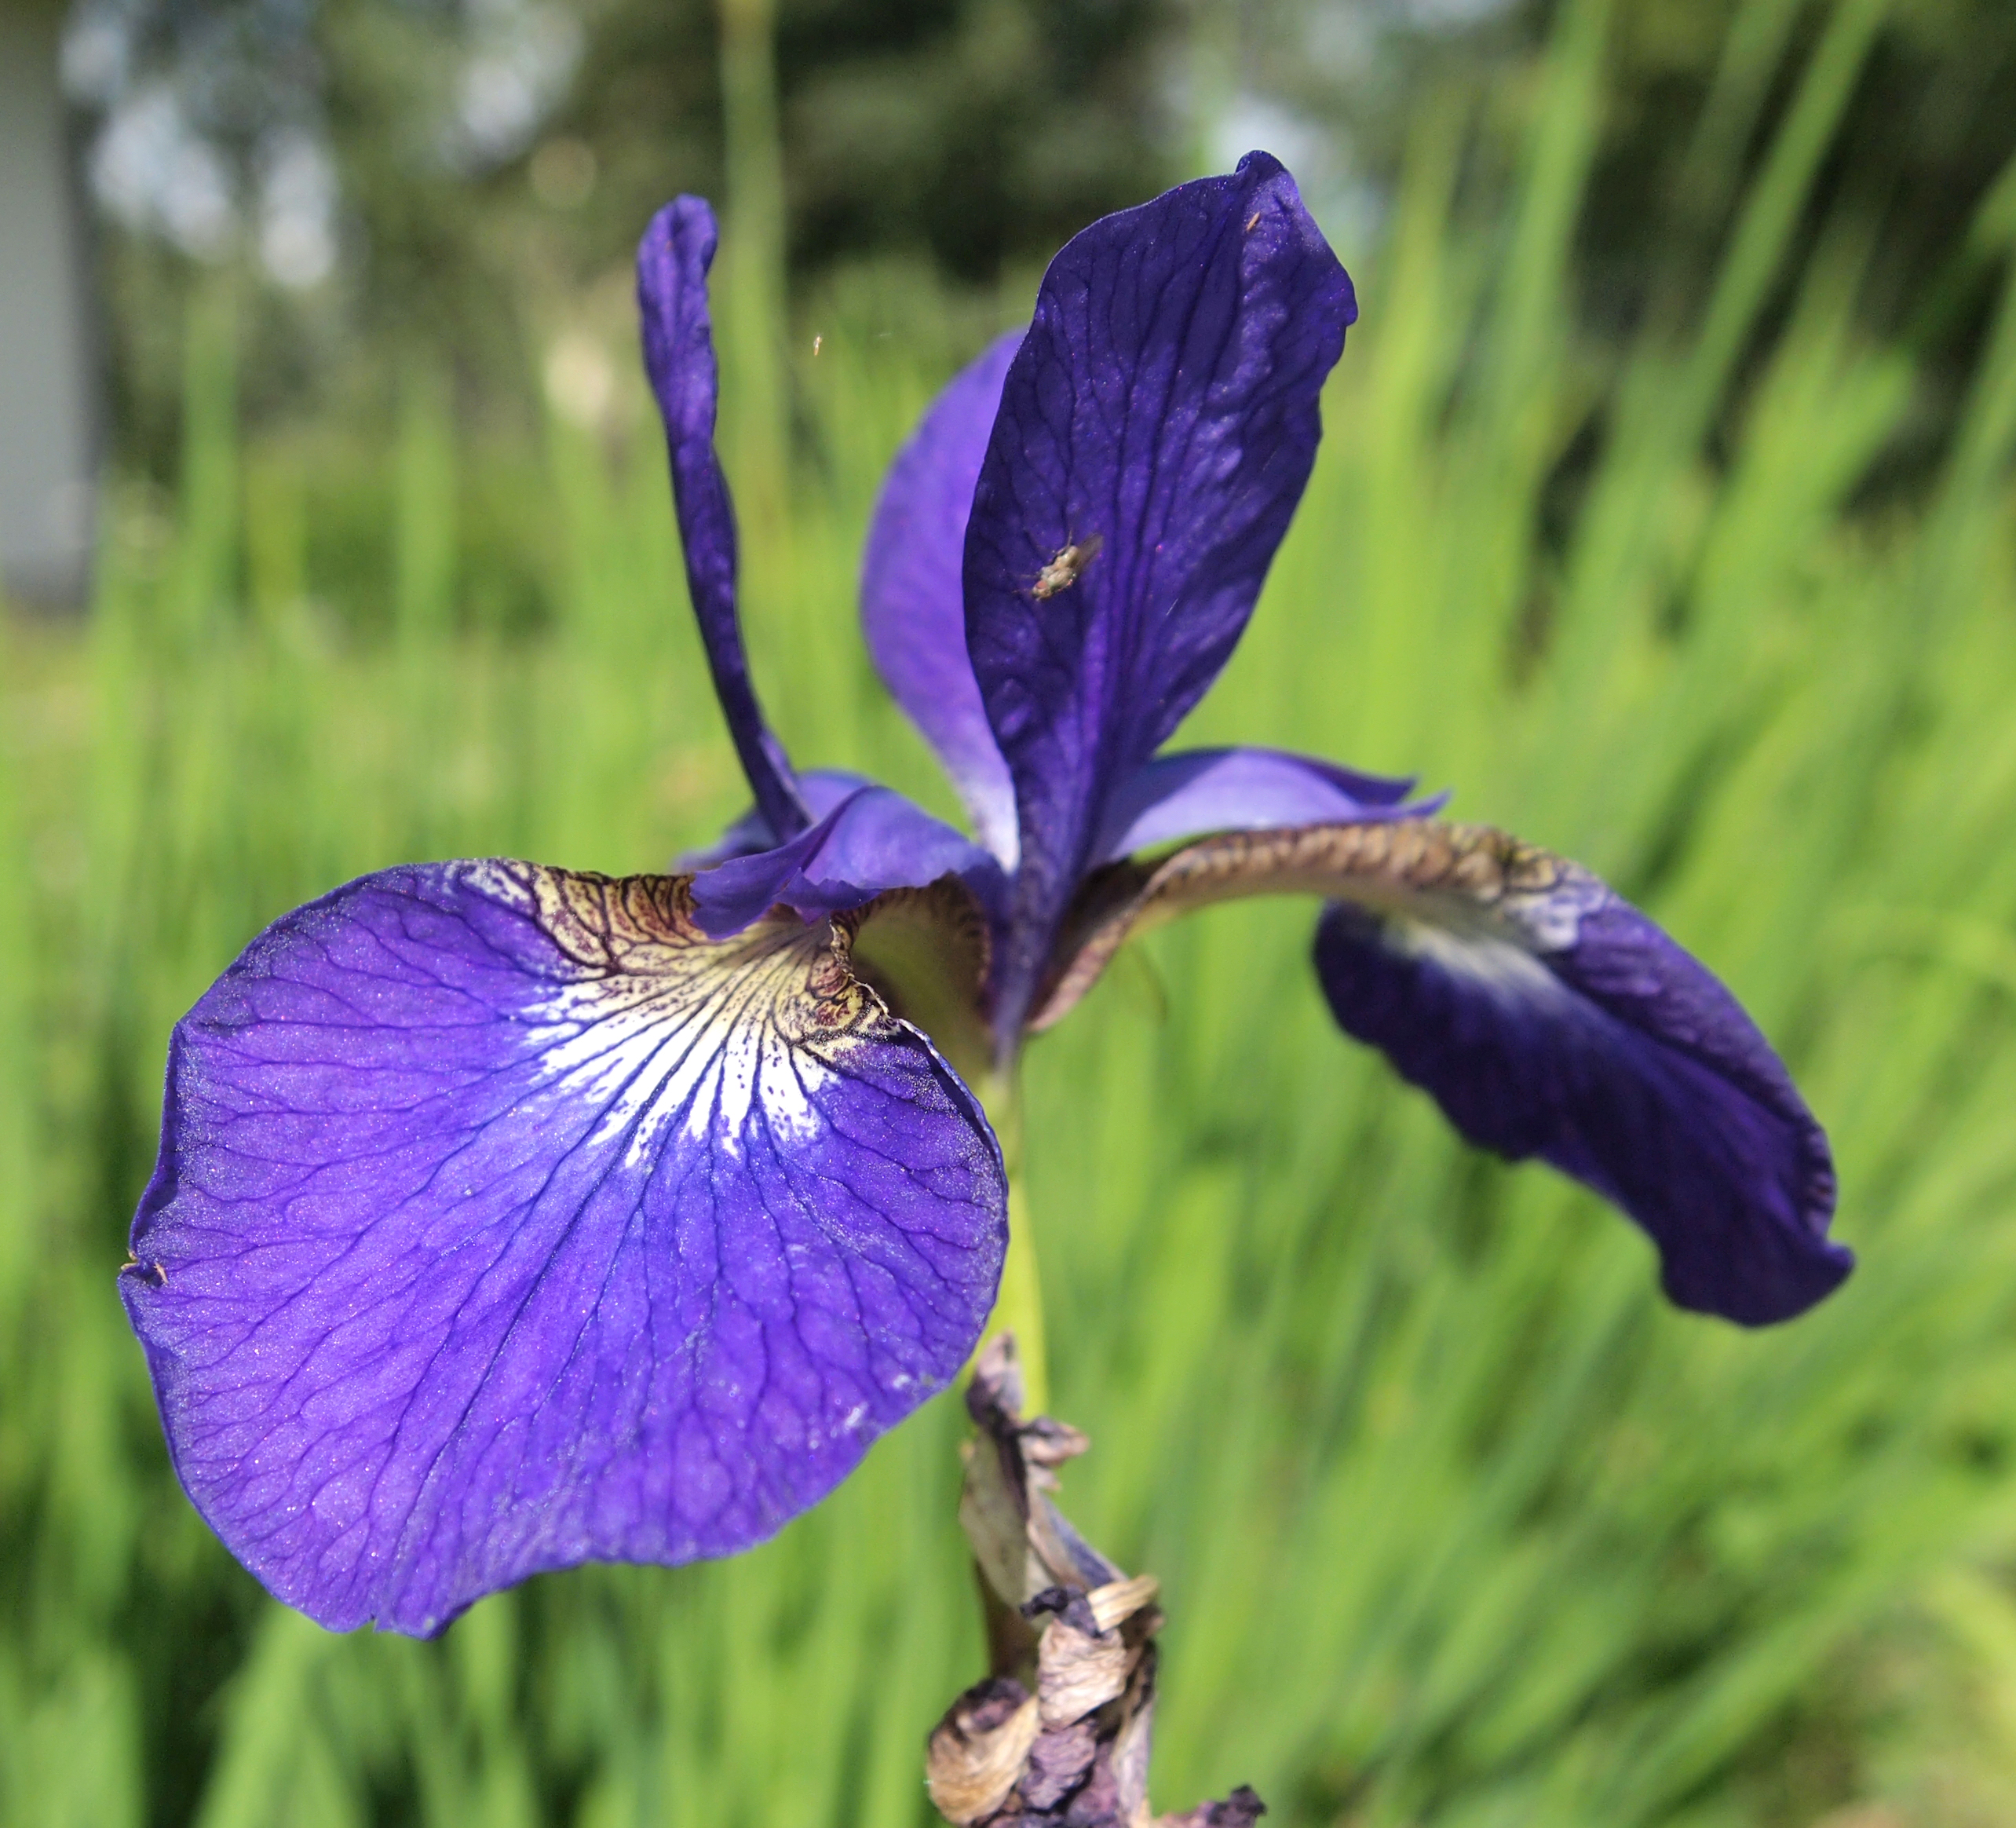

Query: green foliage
[8,2,2016,1822]
[91,0,1184,479]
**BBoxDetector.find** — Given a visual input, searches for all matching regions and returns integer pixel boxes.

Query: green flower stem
[994,1172,1049,1417]
[976,1071,1048,1417]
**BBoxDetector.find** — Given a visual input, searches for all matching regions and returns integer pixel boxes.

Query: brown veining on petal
[1029,819,1589,1034]
[492,861,892,1053]
[513,860,700,968]
[490,861,997,1080]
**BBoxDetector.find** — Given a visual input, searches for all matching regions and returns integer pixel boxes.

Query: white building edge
[0,3,97,610]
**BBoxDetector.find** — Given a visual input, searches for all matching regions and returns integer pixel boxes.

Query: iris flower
[121,154,1850,1639]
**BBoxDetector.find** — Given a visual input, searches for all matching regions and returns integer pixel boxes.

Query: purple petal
[121,861,1006,1636]
[689,785,1010,938]
[1314,865,1848,1326]
[1090,748,1439,864]
[1028,817,1846,1325]
[638,199,809,839]
[962,153,1357,1028]
[861,332,1024,866]
[678,769,877,870]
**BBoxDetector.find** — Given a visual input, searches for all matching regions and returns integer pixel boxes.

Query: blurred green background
[8,0,2016,1822]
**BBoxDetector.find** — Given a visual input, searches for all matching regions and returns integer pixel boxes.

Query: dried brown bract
[925,1336,1266,1827]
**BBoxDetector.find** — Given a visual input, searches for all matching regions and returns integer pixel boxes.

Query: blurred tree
[1587,0,2016,334]
[543,0,1183,287]
[56,0,2016,518]
[64,0,1188,469]
[1226,0,2016,482]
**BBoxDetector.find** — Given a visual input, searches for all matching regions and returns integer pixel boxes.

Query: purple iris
[120,153,1850,1640]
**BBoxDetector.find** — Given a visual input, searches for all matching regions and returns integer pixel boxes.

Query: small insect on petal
[1031,533,1103,601]
[1244,212,1261,232]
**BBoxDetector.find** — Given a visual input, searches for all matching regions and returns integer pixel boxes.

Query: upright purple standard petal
[861,331,1024,866]
[122,863,1006,1635]
[638,199,809,839]
[963,152,1357,1031]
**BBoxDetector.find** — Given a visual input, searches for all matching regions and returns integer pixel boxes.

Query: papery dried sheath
[928,1338,1265,1826]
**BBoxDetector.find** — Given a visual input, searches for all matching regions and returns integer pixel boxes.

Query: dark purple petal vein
[121,862,1006,1635]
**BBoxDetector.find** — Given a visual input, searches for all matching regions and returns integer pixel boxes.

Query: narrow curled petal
[861,331,1024,866]
[1090,747,1437,865]
[962,152,1357,1026]
[688,785,1010,938]
[1036,821,1847,1325]
[121,862,1006,1635]
[638,198,808,839]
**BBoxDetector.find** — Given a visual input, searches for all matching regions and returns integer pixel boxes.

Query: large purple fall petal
[121,862,1006,1636]
[1090,748,1436,865]
[963,152,1357,1030]
[638,199,809,839]
[1311,855,1847,1326]
[688,785,1010,938]
[861,331,1024,866]
[1030,819,1846,1325]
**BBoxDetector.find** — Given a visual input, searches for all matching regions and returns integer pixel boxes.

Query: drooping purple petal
[861,331,1024,866]
[678,769,876,870]
[688,784,1010,938]
[638,198,809,839]
[121,861,1006,1636]
[1312,851,1848,1326]
[1090,748,1438,865]
[962,152,1357,1031]
[1028,817,1846,1325]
